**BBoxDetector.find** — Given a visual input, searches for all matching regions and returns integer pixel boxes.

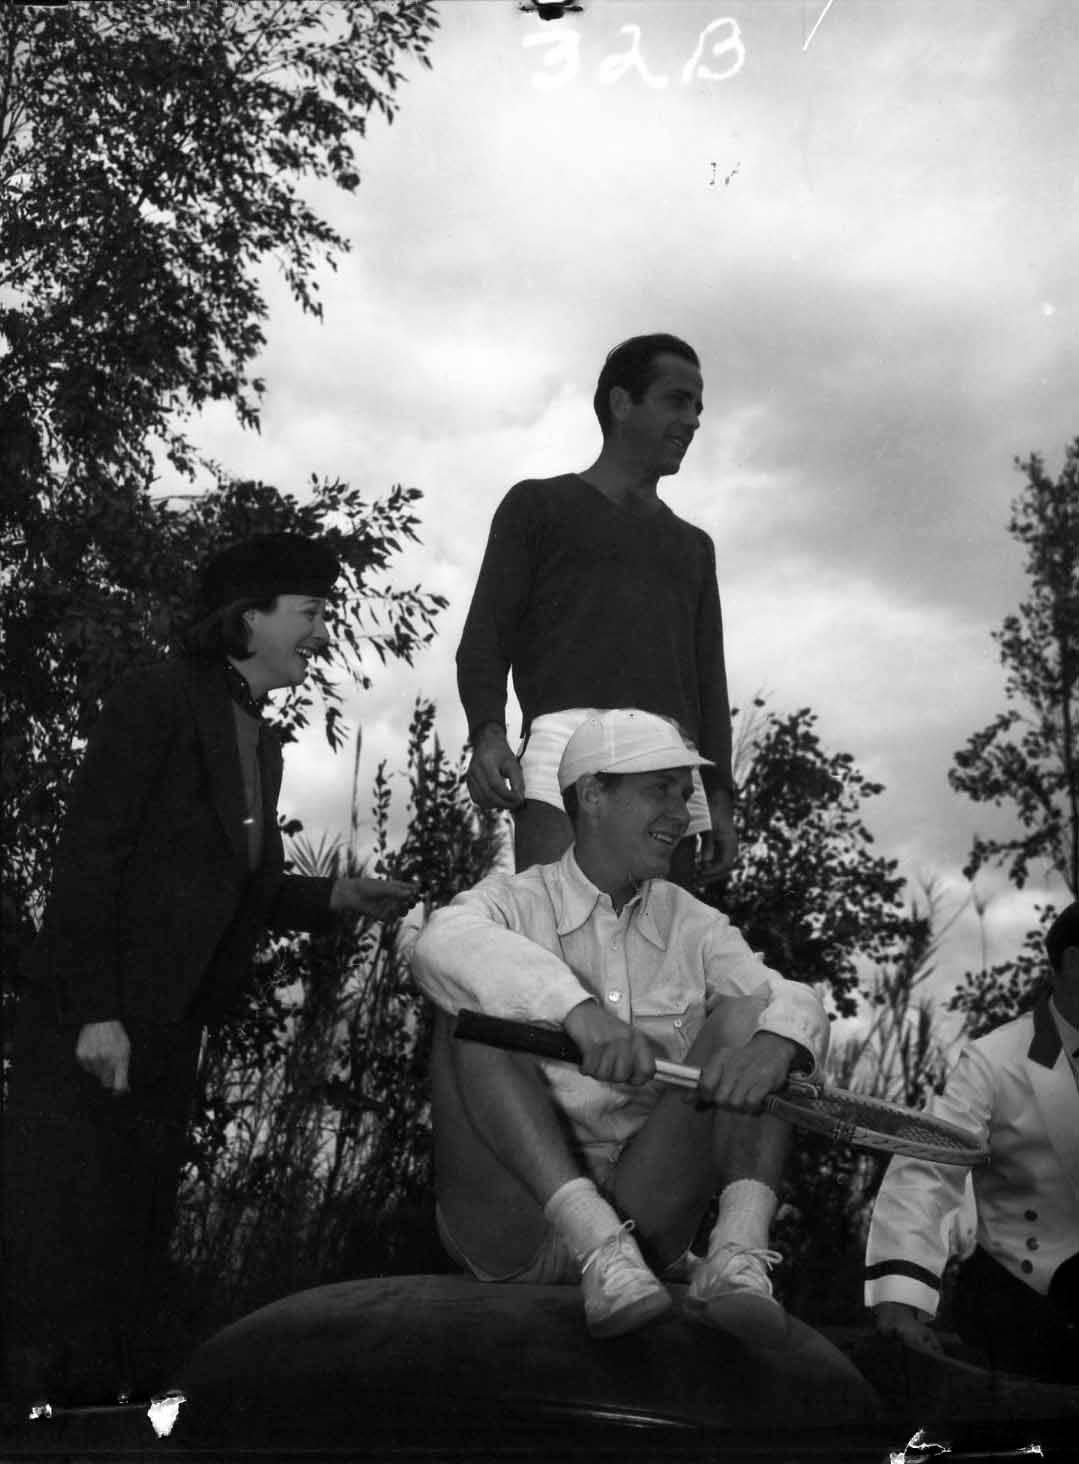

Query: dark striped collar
[223,661,266,721]
[1028,992,1063,1069]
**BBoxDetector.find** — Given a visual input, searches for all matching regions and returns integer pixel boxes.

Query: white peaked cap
[557,709,713,792]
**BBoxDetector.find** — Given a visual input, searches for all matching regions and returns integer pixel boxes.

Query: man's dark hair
[1045,901,1079,974]
[561,771,624,826]
[592,334,700,437]
[181,595,278,661]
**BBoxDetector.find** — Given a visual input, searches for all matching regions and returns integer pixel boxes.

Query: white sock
[544,1177,624,1261]
[707,1178,778,1256]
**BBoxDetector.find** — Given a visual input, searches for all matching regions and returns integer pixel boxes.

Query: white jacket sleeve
[411,876,592,1024]
[702,916,830,1075]
[864,1042,995,1316]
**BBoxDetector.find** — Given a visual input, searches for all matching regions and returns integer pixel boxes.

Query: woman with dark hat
[2,533,416,1410]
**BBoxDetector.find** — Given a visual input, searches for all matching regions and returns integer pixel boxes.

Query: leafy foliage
[836,882,958,1108]
[946,440,1077,1030]
[708,701,912,1018]
[949,440,1079,895]
[947,903,1056,1039]
[0,1,438,478]
[1,0,442,1012]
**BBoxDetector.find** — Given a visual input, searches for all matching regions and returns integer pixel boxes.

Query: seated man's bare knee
[690,992,770,1058]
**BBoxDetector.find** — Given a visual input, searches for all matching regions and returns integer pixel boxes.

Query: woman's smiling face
[240,595,330,695]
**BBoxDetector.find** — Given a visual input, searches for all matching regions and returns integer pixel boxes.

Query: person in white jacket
[865,901,1079,1382]
[412,709,829,1340]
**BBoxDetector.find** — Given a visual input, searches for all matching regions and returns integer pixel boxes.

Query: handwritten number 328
[524,19,746,91]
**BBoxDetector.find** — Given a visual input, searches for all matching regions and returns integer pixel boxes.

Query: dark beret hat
[199,533,340,612]
[1045,901,1079,972]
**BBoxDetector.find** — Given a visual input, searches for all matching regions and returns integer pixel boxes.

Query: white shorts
[518,709,711,836]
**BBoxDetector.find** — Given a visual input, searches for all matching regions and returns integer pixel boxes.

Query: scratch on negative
[803,0,837,52]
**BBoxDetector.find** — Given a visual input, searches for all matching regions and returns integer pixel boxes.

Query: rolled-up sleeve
[864,1044,993,1316]
[412,877,592,1024]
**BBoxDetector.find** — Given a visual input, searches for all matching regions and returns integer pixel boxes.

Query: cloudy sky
[169,0,1078,995]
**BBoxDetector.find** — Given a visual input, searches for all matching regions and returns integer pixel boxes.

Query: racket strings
[787,1091,975,1151]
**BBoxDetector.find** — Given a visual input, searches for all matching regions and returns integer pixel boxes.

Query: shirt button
[673,1018,683,1029]
[607,990,622,1004]
[1021,1260,1034,1274]
[1024,1210,1038,1222]
[1026,1237,1040,1251]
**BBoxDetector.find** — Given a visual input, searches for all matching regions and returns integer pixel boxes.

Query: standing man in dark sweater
[456,332,740,878]
[2,534,415,1411]
[457,334,737,881]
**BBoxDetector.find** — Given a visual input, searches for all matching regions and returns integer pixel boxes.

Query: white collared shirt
[865,997,1079,1314]
[412,847,829,1162]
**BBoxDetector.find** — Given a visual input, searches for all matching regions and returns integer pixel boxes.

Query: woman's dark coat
[4,656,337,1393]
[37,655,335,1028]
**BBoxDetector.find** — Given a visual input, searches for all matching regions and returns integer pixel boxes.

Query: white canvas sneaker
[687,1242,784,1315]
[579,1221,672,1339]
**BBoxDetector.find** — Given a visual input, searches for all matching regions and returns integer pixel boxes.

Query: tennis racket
[453,1010,989,1167]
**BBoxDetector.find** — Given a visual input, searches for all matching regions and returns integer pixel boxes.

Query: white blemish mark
[803,0,837,52]
[148,1390,187,1438]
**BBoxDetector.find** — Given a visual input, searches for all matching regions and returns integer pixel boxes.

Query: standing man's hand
[697,785,738,885]
[465,723,525,811]
[75,1019,130,1094]
[873,1301,944,1354]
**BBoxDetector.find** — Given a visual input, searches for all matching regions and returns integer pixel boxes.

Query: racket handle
[454,1009,581,1063]
[453,1009,700,1090]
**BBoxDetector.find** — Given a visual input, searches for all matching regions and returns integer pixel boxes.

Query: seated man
[412,709,828,1338]
[865,901,1079,1383]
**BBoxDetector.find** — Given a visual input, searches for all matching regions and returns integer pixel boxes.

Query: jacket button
[1026,1237,1039,1251]
[607,990,622,1004]
[1021,1260,1034,1274]
[1024,1210,1038,1222]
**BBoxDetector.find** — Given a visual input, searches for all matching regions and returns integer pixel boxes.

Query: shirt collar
[551,847,668,949]
[551,847,609,934]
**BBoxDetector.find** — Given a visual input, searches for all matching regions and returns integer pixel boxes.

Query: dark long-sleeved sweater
[456,474,733,791]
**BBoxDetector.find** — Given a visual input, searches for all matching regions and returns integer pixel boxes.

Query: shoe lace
[581,1220,638,1280]
[695,1243,782,1296]
[715,1244,781,1276]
